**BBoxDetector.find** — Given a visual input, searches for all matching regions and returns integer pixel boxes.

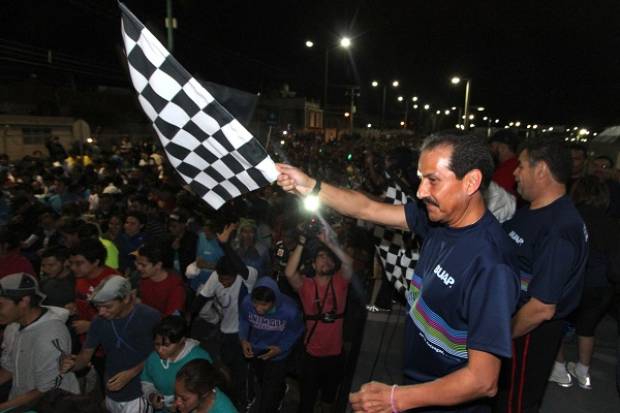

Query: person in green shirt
[174,359,237,413]
[141,316,213,412]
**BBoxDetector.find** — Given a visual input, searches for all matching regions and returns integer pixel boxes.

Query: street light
[371,79,399,129]
[308,36,353,116]
[450,75,472,129]
[423,104,430,110]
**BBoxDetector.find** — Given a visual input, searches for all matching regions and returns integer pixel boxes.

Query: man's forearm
[511,298,555,338]
[127,361,145,379]
[395,363,498,410]
[0,389,43,411]
[0,368,12,386]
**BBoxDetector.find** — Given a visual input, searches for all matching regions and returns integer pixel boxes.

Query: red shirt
[75,266,119,321]
[298,272,349,357]
[139,271,185,315]
[0,252,35,278]
[492,157,519,195]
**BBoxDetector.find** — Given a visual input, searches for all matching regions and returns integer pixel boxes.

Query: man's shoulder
[134,303,162,321]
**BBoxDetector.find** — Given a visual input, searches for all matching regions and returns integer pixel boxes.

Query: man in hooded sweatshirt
[0,273,80,411]
[239,276,304,413]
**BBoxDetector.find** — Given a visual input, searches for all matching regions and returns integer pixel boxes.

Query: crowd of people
[0,128,617,413]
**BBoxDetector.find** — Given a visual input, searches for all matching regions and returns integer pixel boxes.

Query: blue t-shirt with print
[85,303,161,402]
[404,203,520,400]
[502,195,588,319]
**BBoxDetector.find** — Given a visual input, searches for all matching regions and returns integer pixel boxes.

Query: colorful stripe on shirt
[409,295,468,359]
[519,271,533,292]
[405,273,423,307]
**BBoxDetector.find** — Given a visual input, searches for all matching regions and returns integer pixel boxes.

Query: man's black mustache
[421,197,439,208]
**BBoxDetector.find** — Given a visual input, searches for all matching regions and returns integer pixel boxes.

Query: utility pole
[165,0,176,52]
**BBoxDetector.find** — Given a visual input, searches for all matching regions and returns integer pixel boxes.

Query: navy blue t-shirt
[404,203,520,410]
[502,195,588,319]
[85,303,161,401]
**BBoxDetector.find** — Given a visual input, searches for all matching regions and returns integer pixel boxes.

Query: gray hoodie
[1,305,80,398]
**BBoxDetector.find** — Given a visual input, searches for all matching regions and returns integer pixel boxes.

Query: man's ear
[463,169,483,195]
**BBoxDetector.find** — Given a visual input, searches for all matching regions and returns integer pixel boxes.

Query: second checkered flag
[119,3,278,210]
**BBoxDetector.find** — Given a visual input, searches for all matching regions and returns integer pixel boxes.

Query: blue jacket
[239,277,303,361]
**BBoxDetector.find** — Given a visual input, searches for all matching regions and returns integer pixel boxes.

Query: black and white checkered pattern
[119,4,278,210]
[372,178,419,293]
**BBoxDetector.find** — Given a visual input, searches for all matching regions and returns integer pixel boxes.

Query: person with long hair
[174,359,236,413]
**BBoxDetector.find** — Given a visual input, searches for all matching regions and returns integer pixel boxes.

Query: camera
[301,217,322,237]
[321,311,336,323]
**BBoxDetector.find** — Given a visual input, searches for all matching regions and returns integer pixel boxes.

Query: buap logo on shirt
[433,264,455,287]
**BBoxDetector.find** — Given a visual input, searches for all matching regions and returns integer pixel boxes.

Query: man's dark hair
[77,222,101,240]
[137,242,164,265]
[0,224,26,250]
[215,255,237,277]
[569,144,587,158]
[522,136,572,184]
[152,315,188,343]
[59,218,83,235]
[594,155,613,167]
[125,210,147,226]
[571,175,610,209]
[70,238,107,265]
[41,246,70,262]
[251,286,276,303]
[176,359,223,397]
[421,134,494,189]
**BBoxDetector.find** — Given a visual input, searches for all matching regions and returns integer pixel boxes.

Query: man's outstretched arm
[276,164,408,230]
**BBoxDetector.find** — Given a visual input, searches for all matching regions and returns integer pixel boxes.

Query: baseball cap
[89,275,131,304]
[0,273,47,301]
[169,209,189,224]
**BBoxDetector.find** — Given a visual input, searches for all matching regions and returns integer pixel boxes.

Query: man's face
[416,145,469,224]
[252,299,274,315]
[239,227,255,245]
[124,216,143,236]
[94,297,129,320]
[69,254,98,278]
[168,220,186,238]
[154,335,185,360]
[0,297,21,325]
[571,149,586,176]
[590,158,612,180]
[61,232,80,248]
[41,256,65,278]
[218,273,235,288]
[313,251,335,276]
[135,255,158,279]
[514,150,537,201]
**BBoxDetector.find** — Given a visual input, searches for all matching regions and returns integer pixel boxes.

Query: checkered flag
[119,3,278,210]
[372,176,419,293]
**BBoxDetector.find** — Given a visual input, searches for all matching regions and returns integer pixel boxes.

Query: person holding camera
[284,228,353,413]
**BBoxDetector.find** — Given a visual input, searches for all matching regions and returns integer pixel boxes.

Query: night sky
[2,0,620,128]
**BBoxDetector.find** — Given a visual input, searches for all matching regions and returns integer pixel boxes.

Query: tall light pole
[451,76,471,129]
[307,37,352,117]
[371,79,399,129]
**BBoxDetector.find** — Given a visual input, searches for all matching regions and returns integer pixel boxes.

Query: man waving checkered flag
[119,3,278,209]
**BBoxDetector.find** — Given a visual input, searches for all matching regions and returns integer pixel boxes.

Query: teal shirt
[209,388,238,412]
[141,342,212,399]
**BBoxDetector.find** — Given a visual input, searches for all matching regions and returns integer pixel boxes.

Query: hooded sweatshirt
[1,305,80,398]
[141,338,213,407]
[238,277,303,361]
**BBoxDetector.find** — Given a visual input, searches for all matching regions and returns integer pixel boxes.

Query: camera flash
[304,195,320,212]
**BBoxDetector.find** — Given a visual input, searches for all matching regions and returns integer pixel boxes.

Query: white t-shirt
[198,266,258,334]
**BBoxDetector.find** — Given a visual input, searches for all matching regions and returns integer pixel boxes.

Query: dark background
[1,0,619,127]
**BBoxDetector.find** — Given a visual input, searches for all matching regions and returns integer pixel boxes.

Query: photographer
[284,226,353,413]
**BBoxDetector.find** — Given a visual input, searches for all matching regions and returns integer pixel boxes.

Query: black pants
[249,357,288,413]
[298,351,345,413]
[494,319,565,413]
[220,332,249,408]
